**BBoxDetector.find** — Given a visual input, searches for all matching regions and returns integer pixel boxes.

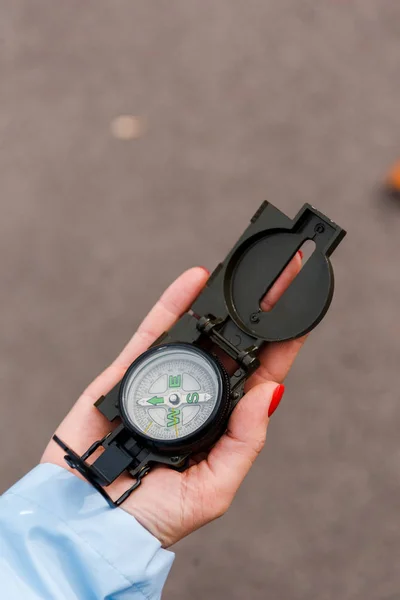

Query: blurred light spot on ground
[110,115,146,140]
[387,160,400,191]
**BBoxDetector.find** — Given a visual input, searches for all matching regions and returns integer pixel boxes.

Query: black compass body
[54,201,346,507]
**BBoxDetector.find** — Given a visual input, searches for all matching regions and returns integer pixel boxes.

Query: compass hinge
[196,315,260,374]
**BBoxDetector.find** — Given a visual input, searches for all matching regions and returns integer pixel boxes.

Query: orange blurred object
[387,160,400,191]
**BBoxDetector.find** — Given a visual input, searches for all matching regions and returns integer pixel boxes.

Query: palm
[118,463,213,548]
[42,261,305,548]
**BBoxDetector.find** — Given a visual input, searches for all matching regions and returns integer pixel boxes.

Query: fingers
[204,381,280,503]
[83,266,210,402]
[247,251,307,390]
[247,335,307,389]
[260,251,302,311]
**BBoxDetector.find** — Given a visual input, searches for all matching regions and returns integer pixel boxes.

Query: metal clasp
[52,434,151,508]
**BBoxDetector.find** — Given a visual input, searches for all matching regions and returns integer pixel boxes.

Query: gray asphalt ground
[1,2,400,598]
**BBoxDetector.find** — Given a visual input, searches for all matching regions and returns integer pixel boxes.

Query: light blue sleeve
[0,463,174,599]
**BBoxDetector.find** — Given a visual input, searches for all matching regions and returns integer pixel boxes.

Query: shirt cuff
[3,463,174,599]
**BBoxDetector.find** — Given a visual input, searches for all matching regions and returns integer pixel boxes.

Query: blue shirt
[0,464,174,599]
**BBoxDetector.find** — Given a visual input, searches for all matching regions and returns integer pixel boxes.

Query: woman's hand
[42,258,305,548]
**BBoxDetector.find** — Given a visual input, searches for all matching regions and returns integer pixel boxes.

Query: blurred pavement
[1,2,400,599]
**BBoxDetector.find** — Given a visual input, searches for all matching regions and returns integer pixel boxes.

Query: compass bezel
[118,342,231,455]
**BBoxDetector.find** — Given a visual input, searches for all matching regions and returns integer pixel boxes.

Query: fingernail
[298,250,304,260]
[199,266,210,275]
[268,384,285,418]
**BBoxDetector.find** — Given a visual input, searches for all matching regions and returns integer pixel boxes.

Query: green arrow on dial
[147,396,164,406]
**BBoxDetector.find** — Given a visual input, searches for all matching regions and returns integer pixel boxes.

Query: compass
[119,343,230,454]
[53,201,346,506]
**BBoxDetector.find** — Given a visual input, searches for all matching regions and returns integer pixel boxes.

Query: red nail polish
[298,250,304,260]
[268,384,285,417]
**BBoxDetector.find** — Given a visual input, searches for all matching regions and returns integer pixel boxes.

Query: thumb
[205,381,285,500]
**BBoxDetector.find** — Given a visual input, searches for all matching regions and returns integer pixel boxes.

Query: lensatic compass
[54,201,346,506]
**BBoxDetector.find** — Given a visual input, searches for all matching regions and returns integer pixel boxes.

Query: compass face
[120,345,223,442]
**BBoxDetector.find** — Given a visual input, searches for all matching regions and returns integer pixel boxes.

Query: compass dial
[120,344,225,443]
